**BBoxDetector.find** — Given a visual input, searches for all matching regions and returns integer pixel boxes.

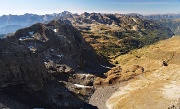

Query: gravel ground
[89,82,128,109]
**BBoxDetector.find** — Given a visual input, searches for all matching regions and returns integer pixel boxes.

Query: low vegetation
[64,13,174,58]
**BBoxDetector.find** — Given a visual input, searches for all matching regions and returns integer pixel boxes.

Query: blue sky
[0,0,179,15]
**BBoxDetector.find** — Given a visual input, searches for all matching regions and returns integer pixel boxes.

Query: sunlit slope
[106,36,180,109]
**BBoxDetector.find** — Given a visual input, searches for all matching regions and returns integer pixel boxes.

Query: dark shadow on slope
[0,80,98,109]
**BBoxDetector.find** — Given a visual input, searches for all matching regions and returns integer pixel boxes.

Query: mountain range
[0,11,179,35]
[128,13,180,35]
[0,12,175,59]
[0,11,72,34]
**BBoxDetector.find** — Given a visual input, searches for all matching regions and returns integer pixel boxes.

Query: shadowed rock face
[0,20,111,108]
[14,20,111,74]
[0,39,51,90]
[0,20,110,87]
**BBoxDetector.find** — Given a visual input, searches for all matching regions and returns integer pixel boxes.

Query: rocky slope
[59,12,174,57]
[144,14,180,35]
[0,20,112,109]
[91,36,180,109]
[143,14,180,20]
[0,25,24,34]
[0,34,5,38]
[127,13,180,35]
[156,18,180,35]
[128,13,180,20]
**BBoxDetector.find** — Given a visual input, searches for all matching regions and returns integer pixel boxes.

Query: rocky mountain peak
[81,12,90,18]
[0,20,111,89]
[61,11,72,16]
[0,20,113,108]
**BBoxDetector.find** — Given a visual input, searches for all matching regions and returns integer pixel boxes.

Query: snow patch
[50,49,54,52]
[57,54,64,58]
[53,29,58,32]
[28,46,37,53]
[100,65,111,69]
[74,84,93,88]
[19,35,34,41]
[29,31,34,35]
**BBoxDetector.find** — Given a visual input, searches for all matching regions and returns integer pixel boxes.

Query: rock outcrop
[94,65,144,87]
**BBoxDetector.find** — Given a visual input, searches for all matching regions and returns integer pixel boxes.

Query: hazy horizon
[0,0,180,16]
[0,11,180,16]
